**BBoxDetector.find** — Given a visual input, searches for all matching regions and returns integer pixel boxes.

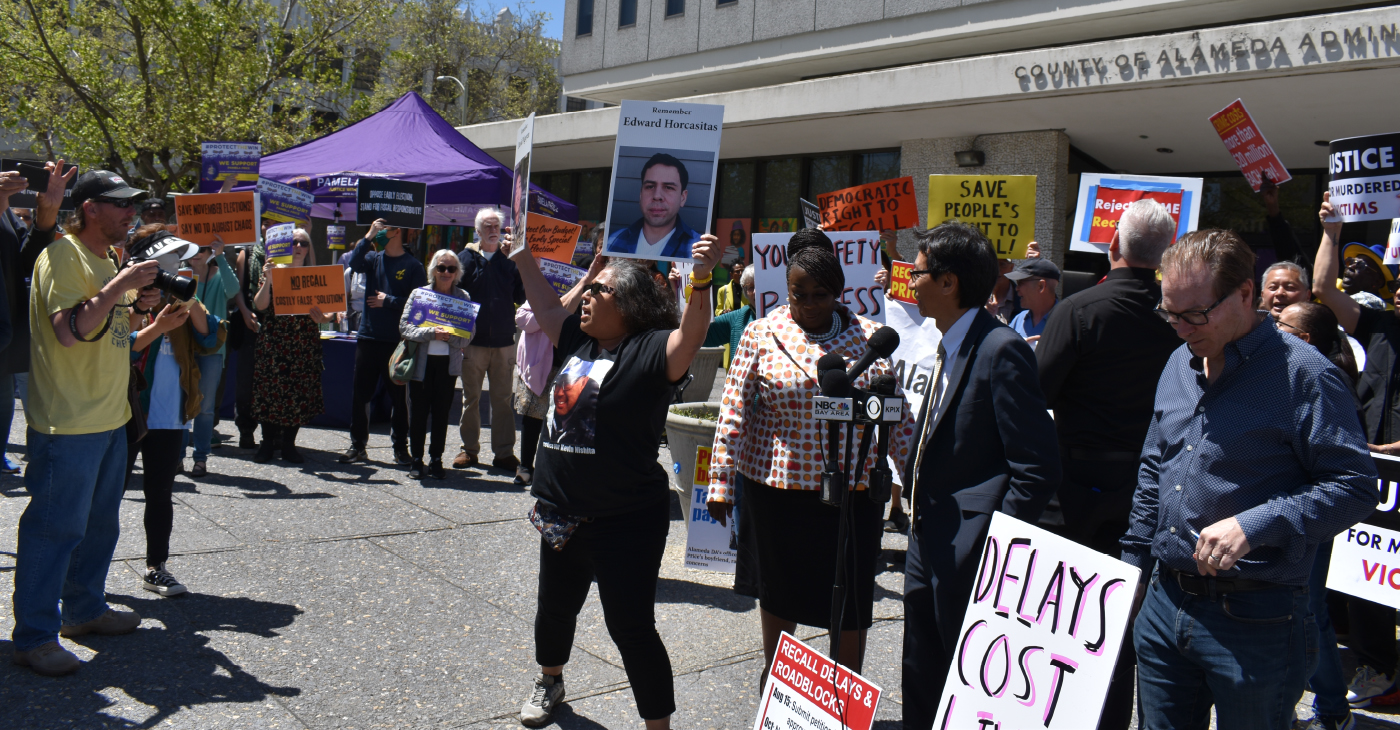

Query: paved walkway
[1,391,1398,729]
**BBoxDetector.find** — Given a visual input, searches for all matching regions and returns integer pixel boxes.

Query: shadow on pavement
[167,471,336,500]
[551,703,611,729]
[656,577,756,612]
[0,592,302,729]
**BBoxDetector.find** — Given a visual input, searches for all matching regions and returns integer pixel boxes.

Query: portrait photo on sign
[604,146,715,262]
[512,153,530,229]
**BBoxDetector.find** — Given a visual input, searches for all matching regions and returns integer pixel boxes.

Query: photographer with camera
[11,171,164,676]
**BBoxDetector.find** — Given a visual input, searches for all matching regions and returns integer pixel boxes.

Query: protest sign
[1385,219,1400,267]
[819,177,918,232]
[1327,454,1400,610]
[928,175,1037,258]
[887,261,918,305]
[513,113,535,232]
[717,218,752,264]
[684,445,736,573]
[751,632,882,730]
[2,159,77,210]
[356,178,427,229]
[199,142,260,194]
[264,222,296,264]
[800,198,821,230]
[269,265,347,316]
[404,287,480,339]
[257,178,314,224]
[1069,173,1201,254]
[174,191,258,246]
[525,214,582,263]
[1209,99,1290,192]
[327,225,347,251]
[539,258,587,298]
[935,512,1140,730]
[602,100,723,263]
[751,232,885,322]
[1328,133,1400,223]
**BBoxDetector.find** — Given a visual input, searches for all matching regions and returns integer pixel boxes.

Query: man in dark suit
[605,153,702,260]
[900,222,1061,730]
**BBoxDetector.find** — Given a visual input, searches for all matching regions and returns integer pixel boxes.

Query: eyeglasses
[197,247,214,254]
[908,269,932,283]
[582,282,616,296]
[1274,318,1303,333]
[95,198,136,209]
[435,265,457,273]
[1155,292,1231,326]
[293,240,310,248]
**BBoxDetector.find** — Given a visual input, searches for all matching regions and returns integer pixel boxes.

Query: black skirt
[743,475,884,630]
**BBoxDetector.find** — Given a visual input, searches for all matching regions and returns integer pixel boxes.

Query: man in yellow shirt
[11,170,161,676]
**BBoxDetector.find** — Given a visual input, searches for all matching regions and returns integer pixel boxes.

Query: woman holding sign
[706,229,916,678]
[251,227,331,464]
[505,227,724,729]
[398,250,472,480]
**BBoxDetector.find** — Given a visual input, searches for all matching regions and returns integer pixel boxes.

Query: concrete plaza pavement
[1,380,1398,729]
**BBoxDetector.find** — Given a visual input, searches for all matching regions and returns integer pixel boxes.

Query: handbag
[388,339,420,386]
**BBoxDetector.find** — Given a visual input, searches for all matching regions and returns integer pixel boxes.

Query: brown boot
[12,642,80,676]
[59,608,141,637]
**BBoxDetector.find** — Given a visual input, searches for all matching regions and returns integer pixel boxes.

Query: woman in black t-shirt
[506,230,724,730]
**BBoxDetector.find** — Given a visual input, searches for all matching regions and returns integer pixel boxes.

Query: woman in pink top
[706,229,916,677]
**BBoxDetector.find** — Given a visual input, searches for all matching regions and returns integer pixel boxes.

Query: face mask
[374,230,389,248]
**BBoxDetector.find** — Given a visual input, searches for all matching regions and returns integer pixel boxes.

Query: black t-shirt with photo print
[531,312,679,518]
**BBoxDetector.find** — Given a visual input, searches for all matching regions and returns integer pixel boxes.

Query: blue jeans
[0,372,14,456]
[1308,541,1349,719]
[11,427,129,651]
[187,353,224,462]
[1135,568,1317,730]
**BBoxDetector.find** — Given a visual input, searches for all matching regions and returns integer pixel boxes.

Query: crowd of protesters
[3,158,1398,730]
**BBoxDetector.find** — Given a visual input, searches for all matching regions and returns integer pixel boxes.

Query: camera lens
[153,269,197,301]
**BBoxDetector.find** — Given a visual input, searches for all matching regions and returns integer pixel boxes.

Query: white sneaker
[1346,665,1396,708]
[520,673,565,727]
[142,564,187,597]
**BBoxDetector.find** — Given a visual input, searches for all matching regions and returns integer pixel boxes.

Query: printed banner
[269,264,347,316]
[1327,454,1400,607]
[257,177,315,224]
[1070,174,1202,255]
[800,198,821,230]
[174,191,258,246]
[513,113,535,233]
[264,222,296,264]
[935,512,1140,729]
[887,261,918,305]
[751,231,884,322]
[1209,99,1290,192]
[326,224,347,251]
[819,177,918,232]
[1328,133,1400,223]
[2,159,77,210]
[356,178,427,229]
[684,446,736,573]
[404,287,480,339]
[602,100,723,263]
[1385,219,1400,267]
[751,632,882,730]
[928,175,1037,258]
[526,214,582,263]
[199,142,260,193]
[539,258,587,298]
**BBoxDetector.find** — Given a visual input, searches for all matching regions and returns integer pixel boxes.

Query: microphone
[846,326,900,382]
[869,373,897,395]
[817,352,845,382]
[820,369,852,397]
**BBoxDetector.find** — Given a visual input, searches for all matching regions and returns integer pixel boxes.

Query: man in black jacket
[453,207,525,472]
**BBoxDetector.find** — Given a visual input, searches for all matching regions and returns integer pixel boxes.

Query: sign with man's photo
[602,100,723,264]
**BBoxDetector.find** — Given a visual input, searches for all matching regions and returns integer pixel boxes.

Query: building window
[666,0,685,17]
[577,0,593,36]
[857,152,901,185]
[717,0,737,5]
[807,155,853,199]
[566,97,588,112]
[619,0,637,27]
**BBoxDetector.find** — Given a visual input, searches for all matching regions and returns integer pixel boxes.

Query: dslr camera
[125,230,198,301]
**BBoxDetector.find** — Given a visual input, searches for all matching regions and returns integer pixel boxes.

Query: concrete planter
[665,401,721,495]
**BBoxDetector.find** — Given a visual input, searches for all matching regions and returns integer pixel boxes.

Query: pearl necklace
[805,312,843,343]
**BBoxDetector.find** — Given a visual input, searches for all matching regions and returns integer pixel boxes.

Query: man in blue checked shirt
[1121,229,1378,730]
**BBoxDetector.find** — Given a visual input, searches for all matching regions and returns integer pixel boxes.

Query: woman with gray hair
[399,249,472,479]
[507,227,724,730]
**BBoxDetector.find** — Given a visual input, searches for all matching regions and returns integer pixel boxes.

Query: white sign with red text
[1328,521,1400,610]
[753,632,882,730]
[935,512,1139,730]
[751,231,885,322]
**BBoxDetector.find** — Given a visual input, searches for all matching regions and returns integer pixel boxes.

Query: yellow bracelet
[689,271,713,286]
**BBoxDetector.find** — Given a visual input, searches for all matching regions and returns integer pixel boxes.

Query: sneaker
[452,449,479,469]
[142,564,188,597]
[514,466,533,486]
[59,608,142,637]
[884,510,910,534]
[1304,712,1357,730]
[493,454,520,471]
[1347,665,1396,708]
[1,455,20,474]
[520,673,565,727]
[393,445,412,465]
[190,461,208,478]
[337,445,367,464]
[429,460,446,480]
[409,460,425,479]
[12,642,80,677]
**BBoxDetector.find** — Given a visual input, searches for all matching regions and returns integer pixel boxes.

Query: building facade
[460,0,1400,273]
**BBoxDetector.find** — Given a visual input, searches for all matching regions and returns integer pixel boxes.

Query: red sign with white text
[752,632,882,730]
[1087,188,1184,244]
[1209,99,1291,192]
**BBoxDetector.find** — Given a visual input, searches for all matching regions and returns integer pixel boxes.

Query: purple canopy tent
[251,92,576,226]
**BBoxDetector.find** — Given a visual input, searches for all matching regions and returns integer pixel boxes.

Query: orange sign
[268,265,347,316]
[173,192,258,246]
[817,177,919,232]
[525,214,582,263]
[887,261,918,304]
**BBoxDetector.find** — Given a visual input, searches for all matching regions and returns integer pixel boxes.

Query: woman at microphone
[706,228,916,677]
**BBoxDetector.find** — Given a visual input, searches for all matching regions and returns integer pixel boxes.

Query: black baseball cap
[1005,258,1062,282]
[71,170,145,207]
[141,198,167,212]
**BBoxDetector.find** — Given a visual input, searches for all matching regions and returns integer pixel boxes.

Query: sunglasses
[582,282,616,296]
[95,198,136,209]
[293,240,310,247]
[435,265,457,273]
